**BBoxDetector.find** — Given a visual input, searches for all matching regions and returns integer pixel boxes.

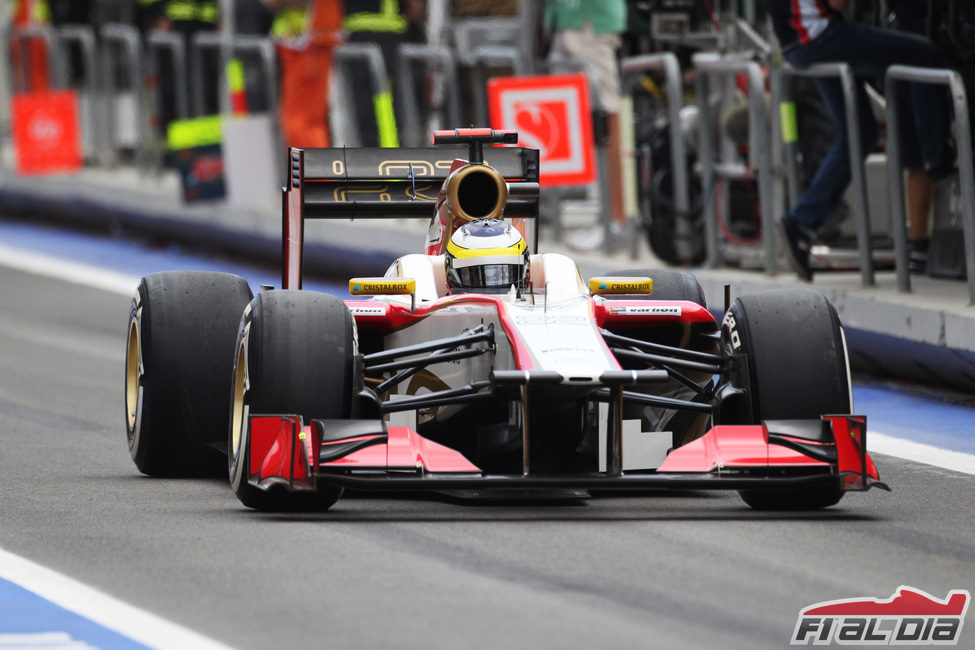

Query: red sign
[12,90,82,175]
[488,73,595,187]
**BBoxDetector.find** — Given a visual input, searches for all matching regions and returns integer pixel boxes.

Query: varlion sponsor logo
[791,586,970,646]
[610,305,682,316]
[348,306,386,316]
[348,278,416,295]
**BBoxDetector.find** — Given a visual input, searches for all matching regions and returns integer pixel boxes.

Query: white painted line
[0,548,236,650]
[871,432,975,476]
[0,243,137,297]
[0,632,95,649]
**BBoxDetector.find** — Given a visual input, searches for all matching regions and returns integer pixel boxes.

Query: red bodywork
[246,413,883,491]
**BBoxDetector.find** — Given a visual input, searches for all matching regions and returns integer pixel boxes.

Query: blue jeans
[785,21,950,231]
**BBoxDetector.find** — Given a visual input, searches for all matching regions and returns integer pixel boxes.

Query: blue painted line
[853,384,975,455]
[0,578,148,649]
[0,221,348,297]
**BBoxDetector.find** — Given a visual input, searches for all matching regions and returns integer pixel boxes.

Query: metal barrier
[470,45,526,128]
[885,65,975,304]
[776,62,875,287]
[99,23,145,168]
[189,32,278,121]
[55,25,99,159]
[394,43,461,148]
[146,30,189,122]
[620,52,692,262]
[9,25,67,91]
[189,31,220,118]
[0,26,10,153]
[332,42,390,147]
[144,30,189,174]
[692,53,776,273]
[233,36,278,120]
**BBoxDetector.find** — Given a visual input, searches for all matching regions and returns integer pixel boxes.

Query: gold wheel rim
[230,340,247,457]
[125,320,140,431]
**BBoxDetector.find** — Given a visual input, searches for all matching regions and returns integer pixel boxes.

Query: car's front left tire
[720,288,852,510]
[229,290,353,510]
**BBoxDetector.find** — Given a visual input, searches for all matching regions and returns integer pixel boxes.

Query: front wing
[244,414,888,495]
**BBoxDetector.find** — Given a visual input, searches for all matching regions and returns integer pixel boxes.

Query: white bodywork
[373,253,670,469]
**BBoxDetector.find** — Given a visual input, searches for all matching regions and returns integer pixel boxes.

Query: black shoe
[779,215,814,282]
[908,239,929,274]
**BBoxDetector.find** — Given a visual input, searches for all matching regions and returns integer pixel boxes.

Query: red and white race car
[124,129,887,511]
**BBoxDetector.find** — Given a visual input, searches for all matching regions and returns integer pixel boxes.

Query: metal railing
[55,25,99,159]
[885,64,975,304]
[189,32,278,121]
[394,43,461,148]
[693,52,776,273]
[332,42,390,147]
[100,23,145,168]
[470,45,526,128]
[620,52,692,262]
[776,61,876,287]
[146,30,189,123]
[9,25,66,91]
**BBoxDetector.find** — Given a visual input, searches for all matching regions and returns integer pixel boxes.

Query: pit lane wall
[1,166,974,395]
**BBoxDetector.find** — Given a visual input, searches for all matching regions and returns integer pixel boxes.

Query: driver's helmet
[445,218,529,292]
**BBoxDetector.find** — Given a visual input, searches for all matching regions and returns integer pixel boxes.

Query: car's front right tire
[126,271,252,477]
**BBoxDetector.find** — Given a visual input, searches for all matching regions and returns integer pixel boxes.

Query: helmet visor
[448,253,526,291]
[452,264,523,289]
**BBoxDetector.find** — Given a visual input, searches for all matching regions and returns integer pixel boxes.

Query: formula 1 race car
[124,128,887,511]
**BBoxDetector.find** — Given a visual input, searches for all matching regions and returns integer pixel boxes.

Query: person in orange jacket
[11,0,51,92]
[266,0,345,148]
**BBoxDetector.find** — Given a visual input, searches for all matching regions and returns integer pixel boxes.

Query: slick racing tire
[229,290,353,511]
[125,271,253,477]
[721,289,852,510]
[601,268,707,308]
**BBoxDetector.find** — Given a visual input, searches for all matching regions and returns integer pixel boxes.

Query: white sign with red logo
[488,73,595,187]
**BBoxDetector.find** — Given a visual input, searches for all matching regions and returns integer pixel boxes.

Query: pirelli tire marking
[722,310,741,351]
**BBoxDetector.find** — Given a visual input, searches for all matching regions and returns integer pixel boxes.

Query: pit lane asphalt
[2,264,975,649]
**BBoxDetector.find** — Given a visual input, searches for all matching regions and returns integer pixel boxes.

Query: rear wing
[282,143,540,289]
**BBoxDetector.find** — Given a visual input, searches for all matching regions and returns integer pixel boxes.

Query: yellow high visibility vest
[137,0,218,25]
[344,0,407,34]
[270,8,308,39]
[13,0,51,25]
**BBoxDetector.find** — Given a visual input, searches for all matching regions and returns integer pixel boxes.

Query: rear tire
[721,289,851,510]
[228,290,353,511]
[125,271,252,477]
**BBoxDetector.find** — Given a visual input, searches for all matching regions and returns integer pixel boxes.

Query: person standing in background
[265,0,344,148]
[342,0,418,147]
[545,0,627,251]
[767,0,955,281]
[10,0,52,92]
